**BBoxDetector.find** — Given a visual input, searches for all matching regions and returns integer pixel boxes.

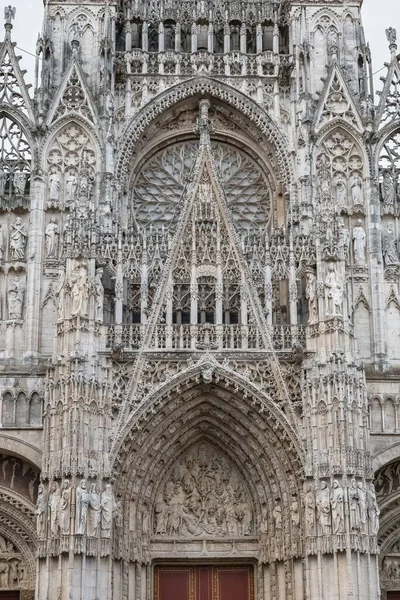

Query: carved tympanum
[153,443,253,537]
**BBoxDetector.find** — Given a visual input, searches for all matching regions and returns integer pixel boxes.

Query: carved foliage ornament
[153,442,253,538]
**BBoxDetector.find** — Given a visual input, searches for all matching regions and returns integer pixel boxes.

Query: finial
[386,27,397,60]
[4,5,15,38]
[196,99,214,147]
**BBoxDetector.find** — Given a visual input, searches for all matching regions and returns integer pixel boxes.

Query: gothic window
[214,27,224,53]
[1,392,14,425]
[132,21,143,49]
[131,141,272,233]
[181,24,191,53]
[0,114,31,209]
[262,23,273,51]
[15,391,28,426]
[164,21,175,51]
[223,284,240,324]
[279,25,289,54]
[246,27,256,54]
[197,24,208,51]
[148,25,158,52]
[29,392,43,426]
[197,276,216,324]
[230,22,241,51]
[172,284,190,325]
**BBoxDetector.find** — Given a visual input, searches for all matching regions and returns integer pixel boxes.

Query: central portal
[154,565,254,600]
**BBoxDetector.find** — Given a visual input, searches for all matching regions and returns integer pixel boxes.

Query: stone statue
[336,177,347,208]
[316,481,331,535]
[351,175,363,207]
[12,167,27,196]
[56,266,66,319]
[70,264,89,318]
[273,500,283,535]
[48,172,61,203]
[76,479,90,535]
[101,483,114,538]
[94,267,104,322]
[348,478,360,532]
[383,223,400,266]
[114,500,122,533]
[65,171,78,205]
[9,217,27,260]
[290,495,300,529]
[304,484,316,536]
[45,216,60,259]
[35,484,47,539]
[0,163,7,197]
[357,482,367,534]
[367,482,380,536]
[7,277,24,320]
[305,269,318,325]
[87,483,101,537]
[59,479,71,535]
[353,220,366,265]
[48,482,61,538]
[324,264,343,317]
[4,6,15,24]
[386,27,397,45]
[330,480,344,534]
[381,171,396,205]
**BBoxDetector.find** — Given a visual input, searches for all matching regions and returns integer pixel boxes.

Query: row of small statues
[35,480,121,539]
[302,480,380,537]
[0,217,61,262]
[0,165,28,198]
[48,167,94,209]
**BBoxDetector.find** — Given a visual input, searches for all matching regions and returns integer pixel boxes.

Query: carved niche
[0,534,27,589]
[153,443,253,538]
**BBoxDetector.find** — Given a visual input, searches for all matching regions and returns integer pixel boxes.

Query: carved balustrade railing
[106,323,305,352]
[121,49,292,78]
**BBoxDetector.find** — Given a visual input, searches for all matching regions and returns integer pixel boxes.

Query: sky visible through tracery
[3,0,400,98]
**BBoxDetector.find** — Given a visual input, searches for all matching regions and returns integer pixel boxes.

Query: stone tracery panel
[379,130,400,215]
[153,442,253,538]
[0,115,31,210]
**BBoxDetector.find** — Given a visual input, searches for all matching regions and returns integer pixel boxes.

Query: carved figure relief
[153,443,253,537]
[48,481,61,538]
[330,480,344,534]
[353,220,366,266]
[36,484,47,539]
[316,481,331,535]
[75,479,90,535]
[70,263,89,318]
[94,267,104,322]
[367,483,380,535]
[9,217,27,260]
[324,265,343,317]
[100,483,114,538]
[304,484,316,535]
[59,479,71,535]
[45,216,59,259]
[305,269,318,324]
[7,277,24,320]
[0,534,26,590]
[0,454,39,502]
[383,223,399,266]
[87,483,101,537]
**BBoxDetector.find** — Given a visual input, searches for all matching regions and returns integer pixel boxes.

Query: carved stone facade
[0,1,399,599]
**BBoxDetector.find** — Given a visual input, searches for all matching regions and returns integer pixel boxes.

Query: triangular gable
[376,58,400,130]
[46,58,98,126]
[0,38,34,121]
[314,65,363,133]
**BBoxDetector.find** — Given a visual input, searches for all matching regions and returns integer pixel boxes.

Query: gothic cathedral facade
[0,0,400,598]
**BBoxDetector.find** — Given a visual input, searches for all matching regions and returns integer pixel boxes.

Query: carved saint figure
[9,217,27,260]
[48,481,61,538]
[348,478,360,532]
[386,27,397,44]
[357,482,367,534]
[0,163,7,197]
[7,277,24,320]
[101,483,114,538]
[383,223,400,266]
[305,270,318,325]
[70,264,89,317]
[45,216,60,258]
[324,264,343,317]
[49,171,61,203]
[35,484,47,539]
[367,482,380,536]
[316,481,331,535]
[273,500,283,535]
[94,267,104,322]
[12,167,27,196]
[87,483,101,537]
[330,480,344,534]
[351,174,363,207]
[304,484,316,536]
[56,266,66,319]
[336,177,347,208]
[114,500,123,533]
[4,6,15,24]
[59,479,71,535]
[76,479,90,535]
[65,171,78,205]
[381,171,396,205]
[353,219,366,265]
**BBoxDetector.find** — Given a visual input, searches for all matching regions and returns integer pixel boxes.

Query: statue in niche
[348,478,360,532]
[48,171,61,204]
[65,171,78,206]
[94,267,104,322]
[7,277,24,320]
[114,500,122,534]
[273,500,283,536]
[330,480,344,534]
[87,483,101,537]
[336,177,347,209]
[305,269,318,325]
[381,171,396,205]
[386,27,397,44]
[59,479,71,535]
[290,495,300,530]
[0,163,7,197]
[45,216,60,259]
[304,484,316,535]
[367,482,380,535]
[48,481,61,538]
[35,484,47,539]
[351,174,363,207]
[383,223,400,266]
[316,481,331,535]
[324,264,343,317]
[357,482,367,534]
[76,479,90,535]
[70,263,89,318]
[353,219,366,265]
[9,217,27,260]
[12,166,27,197]
[101,483,114,538]
[55,266,66,319]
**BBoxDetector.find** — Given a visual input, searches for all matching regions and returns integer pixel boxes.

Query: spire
[196,99,214,147]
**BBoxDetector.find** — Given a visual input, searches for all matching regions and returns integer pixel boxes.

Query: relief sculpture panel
[153,443,253,538]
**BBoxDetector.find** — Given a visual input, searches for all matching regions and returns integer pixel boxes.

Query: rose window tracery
[132,141,272,233]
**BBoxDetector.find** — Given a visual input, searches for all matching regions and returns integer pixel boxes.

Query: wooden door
[154,565,254,600]
[388,593,400,600]
[0,593,20,600]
